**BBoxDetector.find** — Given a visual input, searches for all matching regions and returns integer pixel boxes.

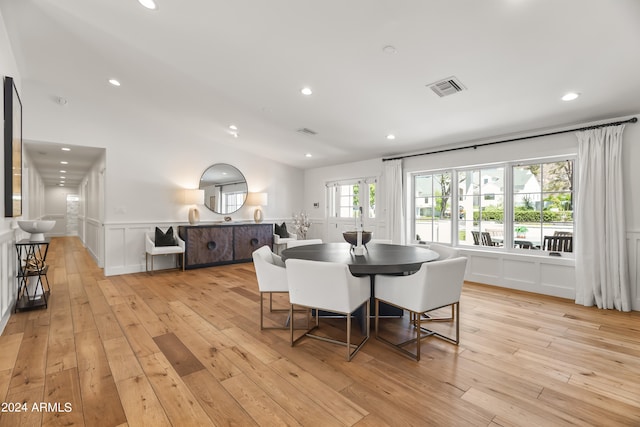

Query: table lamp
[183,189,205,225]
[246,192,268,223]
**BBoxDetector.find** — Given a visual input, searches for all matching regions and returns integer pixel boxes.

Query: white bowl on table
[17,220,56,241]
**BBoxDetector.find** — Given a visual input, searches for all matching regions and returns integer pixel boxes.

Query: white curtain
[383,159,405,244]
[575,125,631,311]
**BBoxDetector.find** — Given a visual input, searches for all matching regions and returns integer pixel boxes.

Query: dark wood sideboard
[178,223,273,269]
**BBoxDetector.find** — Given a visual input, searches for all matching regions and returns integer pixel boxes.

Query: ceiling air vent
[297,128,317,136]
[427,76,467,97]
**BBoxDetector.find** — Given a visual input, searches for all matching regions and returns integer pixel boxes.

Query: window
[224,191,245,213]
[458,167,504,246]
[328,178,376,219]
[513,160,573,248]
[414,171,453,243]
[411,157,574,252]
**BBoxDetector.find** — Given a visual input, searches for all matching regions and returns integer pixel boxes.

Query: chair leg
[262,292,305,330]
[290,302,369,361]
[418,302,460,345]
[375,300,435,361]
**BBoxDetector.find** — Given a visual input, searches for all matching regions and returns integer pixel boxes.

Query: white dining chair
[374,256,467,361]
[426,243,459,260]
[286,239,323,248]
[285,258,370,361]
[252,245,290,329]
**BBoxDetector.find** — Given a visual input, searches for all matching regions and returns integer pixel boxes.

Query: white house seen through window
[412,158,575,253]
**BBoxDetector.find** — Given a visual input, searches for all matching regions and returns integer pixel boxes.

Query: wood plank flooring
[1,236,639,426]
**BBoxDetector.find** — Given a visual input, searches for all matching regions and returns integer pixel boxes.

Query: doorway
[66,194,80,236]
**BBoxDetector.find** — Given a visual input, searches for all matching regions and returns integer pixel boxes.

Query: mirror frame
[199,163,248,215]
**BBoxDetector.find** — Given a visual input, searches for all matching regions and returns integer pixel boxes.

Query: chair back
[427,243,459,260]
[480,232,495,246]
[471,231,480,245]
[422,257,467,312]
[285,259,369,314]
[553,231,573,237]
[286,239,323,248]
[542,235,573,252]
[252,245,287,292]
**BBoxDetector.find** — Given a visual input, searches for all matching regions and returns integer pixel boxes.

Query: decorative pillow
[274,222,289,238]
[155,226,176,247]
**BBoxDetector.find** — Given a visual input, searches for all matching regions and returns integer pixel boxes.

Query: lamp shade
[246,192,268,206]
[183,189,204,205]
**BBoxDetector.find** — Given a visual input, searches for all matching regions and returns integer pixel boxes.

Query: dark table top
[281,242,439,275]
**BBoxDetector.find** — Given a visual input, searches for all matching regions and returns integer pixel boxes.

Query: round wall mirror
[199,163,248,214]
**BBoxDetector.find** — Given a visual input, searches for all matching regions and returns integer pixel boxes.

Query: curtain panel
[575,125,631,311]
[382,159,405,245]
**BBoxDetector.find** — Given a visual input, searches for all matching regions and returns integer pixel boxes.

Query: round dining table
[281,242,440,330]
[281,242,440,275]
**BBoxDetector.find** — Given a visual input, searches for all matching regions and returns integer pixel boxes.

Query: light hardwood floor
[1,237,639,426]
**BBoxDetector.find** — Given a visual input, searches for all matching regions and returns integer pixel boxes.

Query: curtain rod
[382,117,638,162]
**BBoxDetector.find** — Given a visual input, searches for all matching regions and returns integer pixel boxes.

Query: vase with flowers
[292,211,311,240]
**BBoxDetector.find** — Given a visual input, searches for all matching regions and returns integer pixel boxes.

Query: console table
[178,223,273,269]
[15,238,51,312]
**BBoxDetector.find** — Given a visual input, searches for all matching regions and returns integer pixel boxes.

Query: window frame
[410,155,576,256]
[327,177,377,220]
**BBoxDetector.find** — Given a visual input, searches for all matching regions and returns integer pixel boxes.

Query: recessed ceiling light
[60,170,67,173]
[138,0,157,10]
[301,87,313,96]
[61,147,71,151]
[561,92,580,101]
[108,79,121,87]
[60,176,66,179]
[60,161,68,165]
[305,153,313,158]
[229,125,238,130]
[382,45,397,54]
[386,134,396,140]
[59,184,65,187]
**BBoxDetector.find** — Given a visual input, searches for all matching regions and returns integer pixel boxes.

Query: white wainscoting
[105,222,164,276]
[459,248,576,300]
[85,217,104,268]
[0,229,18,333]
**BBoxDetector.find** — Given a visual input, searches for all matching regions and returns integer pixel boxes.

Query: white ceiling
[2,0,640,185]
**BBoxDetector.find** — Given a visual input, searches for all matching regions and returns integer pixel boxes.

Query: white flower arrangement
[292,211,311,240]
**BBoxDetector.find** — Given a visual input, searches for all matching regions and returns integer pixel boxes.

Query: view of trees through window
[328,180,376,219]
[412,158,574,251]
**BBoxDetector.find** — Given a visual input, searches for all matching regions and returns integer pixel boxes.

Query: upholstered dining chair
[285,258,370,361]
[145,230,185,273]
[374,256,468,361]
[426,243,459,260]
[286,239,323,248]
[252,245,292,330]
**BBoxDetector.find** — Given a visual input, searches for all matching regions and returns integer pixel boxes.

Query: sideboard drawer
[181,226,233,268]
[233,224,273,261]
